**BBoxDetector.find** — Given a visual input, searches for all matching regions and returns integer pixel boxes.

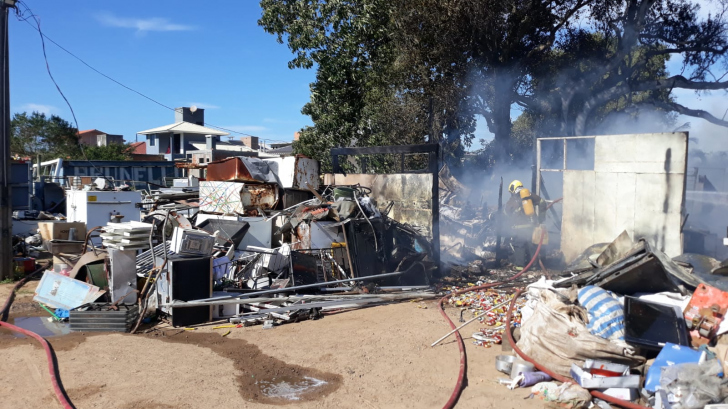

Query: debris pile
[438,230,728,409]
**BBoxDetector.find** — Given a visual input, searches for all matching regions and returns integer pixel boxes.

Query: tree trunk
[491,76,513,164]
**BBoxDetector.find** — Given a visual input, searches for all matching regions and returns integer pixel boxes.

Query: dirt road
[0,283,545,409]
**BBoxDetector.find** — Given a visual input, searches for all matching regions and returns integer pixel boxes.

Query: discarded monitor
[623,296,690,351]
[196,219,249,248]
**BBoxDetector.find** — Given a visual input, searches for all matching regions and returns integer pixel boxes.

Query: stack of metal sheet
[69,303,140,332]
[101,221,154,250]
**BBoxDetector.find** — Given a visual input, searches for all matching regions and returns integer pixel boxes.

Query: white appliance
[66,190,142,244]
[170,227,215,256]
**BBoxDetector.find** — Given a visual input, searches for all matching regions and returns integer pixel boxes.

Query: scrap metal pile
[22,155,437,337]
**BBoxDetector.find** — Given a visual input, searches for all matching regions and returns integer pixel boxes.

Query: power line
[14,5,292,143]
[16,1,111,181]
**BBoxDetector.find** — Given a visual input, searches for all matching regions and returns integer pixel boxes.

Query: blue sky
[10,1,315,146]
[9,1,728,152]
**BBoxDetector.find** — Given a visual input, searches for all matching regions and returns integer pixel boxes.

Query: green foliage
[261,0,728,173]
[82,143,134,161]
[12,111,133,163]
[11,111,81,161]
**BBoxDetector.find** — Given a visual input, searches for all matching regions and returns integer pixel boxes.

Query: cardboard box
[47,240,85,256]
[38,222,87,241]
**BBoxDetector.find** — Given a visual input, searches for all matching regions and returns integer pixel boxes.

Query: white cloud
[96,12,195,33]
[17,103,56,116]
[187,102,220,110]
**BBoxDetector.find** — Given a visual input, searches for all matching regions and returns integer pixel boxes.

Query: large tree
[11,112,81,161]
[517,0,728,136]
[11,111,133,162]
[260,0,728,169]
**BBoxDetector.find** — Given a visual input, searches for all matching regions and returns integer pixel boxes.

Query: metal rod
[536,139,542,197]
[163,291,435,308]
[233,298,385,318]
[430,297,513,347]
[536,136,596,141]
[165,264,424,307]
[0,4,10,280]
[496,177,503,262]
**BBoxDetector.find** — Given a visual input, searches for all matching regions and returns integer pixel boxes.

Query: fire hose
[437,198,562,409]
[0,264,75,409]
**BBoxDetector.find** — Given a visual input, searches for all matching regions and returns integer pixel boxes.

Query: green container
[333,187,356,201]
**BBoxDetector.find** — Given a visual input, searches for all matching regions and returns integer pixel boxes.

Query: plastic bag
[518,289,643,376]
[577,285,625,341]
[530,382,592,409]
[659,360,724,409]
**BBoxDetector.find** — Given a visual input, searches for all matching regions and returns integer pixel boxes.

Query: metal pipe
[164,263,424,307]
[161,291,436,308]
[232,298,385,318]
[536,136,596,140]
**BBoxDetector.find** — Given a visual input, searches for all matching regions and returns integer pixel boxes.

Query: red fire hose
[437,198,563,408]
[504,290,650,409]
[0,264,75,409]
[0,320,75,409]
[438,229,546,409]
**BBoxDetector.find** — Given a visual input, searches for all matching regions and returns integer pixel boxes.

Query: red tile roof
[78,129,104,136]
[129,141,146,154]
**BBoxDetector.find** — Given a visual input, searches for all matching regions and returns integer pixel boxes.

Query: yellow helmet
[508,180,523,194]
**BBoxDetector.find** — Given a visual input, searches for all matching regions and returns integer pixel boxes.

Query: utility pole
[0,1,15,280]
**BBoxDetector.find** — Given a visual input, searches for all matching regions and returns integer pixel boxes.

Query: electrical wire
[16,1,111,183]
[14,3,291,143]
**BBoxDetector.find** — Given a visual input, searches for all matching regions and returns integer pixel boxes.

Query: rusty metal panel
[240,184,278,209]
[206,157,256,182]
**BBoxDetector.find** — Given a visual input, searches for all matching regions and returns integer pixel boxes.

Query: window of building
[149,135,156,147]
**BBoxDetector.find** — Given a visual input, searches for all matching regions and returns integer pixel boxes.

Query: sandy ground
[0,282,547,409]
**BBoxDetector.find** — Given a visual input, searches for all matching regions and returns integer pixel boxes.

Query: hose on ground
[0,320,75,409]
[437,229,545,409]
[0,264,75,409]
[504,289,650,409]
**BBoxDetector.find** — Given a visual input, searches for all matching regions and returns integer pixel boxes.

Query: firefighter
[505,180,547,225]
[503,180,549,265]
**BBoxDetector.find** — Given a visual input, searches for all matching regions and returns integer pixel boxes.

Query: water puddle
[256,375,328,401]
[147,331,342,403]
[10,316,71,338]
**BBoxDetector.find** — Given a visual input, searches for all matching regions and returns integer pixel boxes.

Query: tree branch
[649,100,728,128]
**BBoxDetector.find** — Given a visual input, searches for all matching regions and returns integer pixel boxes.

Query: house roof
[137,121,229,136]
[78,129,104,136]
[129,141,146,154]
